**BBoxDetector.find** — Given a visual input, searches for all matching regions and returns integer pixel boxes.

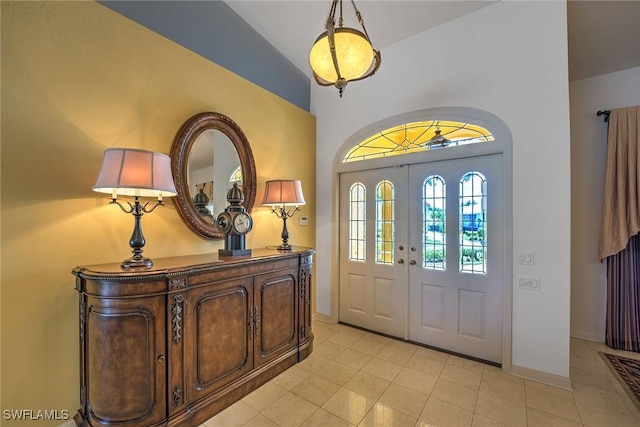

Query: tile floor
[202,320,640,426]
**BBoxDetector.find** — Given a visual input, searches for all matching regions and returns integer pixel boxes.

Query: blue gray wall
[100,1,311,111]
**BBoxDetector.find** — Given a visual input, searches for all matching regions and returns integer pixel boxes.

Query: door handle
[409,260,417,265]
[398,259,404,264]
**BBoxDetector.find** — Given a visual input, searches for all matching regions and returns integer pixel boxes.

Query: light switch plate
[518,252,534,265]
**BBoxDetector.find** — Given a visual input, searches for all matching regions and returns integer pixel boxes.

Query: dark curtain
[599,106,640,351]
[606,233,640,351]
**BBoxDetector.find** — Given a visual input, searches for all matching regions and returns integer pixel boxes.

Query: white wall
[569,67,640,342]
[190,131,239,216]
[312,1,572,378]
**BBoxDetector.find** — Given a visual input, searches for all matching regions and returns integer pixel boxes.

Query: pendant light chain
[327,0,338,27]
[326,0,343,86]
[351,0,372,43]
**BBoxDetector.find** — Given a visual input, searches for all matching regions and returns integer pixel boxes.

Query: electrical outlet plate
[518,276,541,290]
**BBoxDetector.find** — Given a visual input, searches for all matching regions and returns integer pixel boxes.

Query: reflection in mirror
[188,129,241,224]
[171,112,256,240]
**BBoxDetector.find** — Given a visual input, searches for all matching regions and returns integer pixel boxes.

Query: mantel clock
[217,183,252,256]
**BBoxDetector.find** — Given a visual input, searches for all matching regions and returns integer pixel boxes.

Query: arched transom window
[344,120,494,163]
[229,166,243,184]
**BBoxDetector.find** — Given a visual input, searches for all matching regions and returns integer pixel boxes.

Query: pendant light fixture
[425,124,451,149]
[309,0,381,97]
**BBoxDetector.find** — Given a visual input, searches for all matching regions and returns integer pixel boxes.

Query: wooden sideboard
[73,248,313,427]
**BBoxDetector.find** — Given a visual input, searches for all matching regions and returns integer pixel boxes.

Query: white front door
[407,154,503,363]
[339,154,504,363]
[339,166,408,338]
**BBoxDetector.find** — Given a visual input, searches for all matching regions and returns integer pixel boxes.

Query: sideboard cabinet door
[84,295,166,425]
[254,268,299,368]
[184,277,254,405]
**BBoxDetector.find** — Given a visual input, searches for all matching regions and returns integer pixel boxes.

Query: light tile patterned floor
[202,320,640,426]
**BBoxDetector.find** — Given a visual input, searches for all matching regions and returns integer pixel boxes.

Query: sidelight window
[423,175,446,270]
[459,171,487,274]
[376,180,395,265]
[348,183,366,261]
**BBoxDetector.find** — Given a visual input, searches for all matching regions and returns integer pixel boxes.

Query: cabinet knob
[398,259,404,264]
[409,260,417,265]
[158,355,165,363]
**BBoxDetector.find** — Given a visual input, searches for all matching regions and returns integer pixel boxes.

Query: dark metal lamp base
[121,257,153,269]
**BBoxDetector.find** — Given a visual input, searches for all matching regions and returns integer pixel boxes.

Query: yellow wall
[0,1,315,423]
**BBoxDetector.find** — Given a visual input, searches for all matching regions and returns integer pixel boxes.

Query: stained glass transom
[344,120,494,163]
[230,166,242,183]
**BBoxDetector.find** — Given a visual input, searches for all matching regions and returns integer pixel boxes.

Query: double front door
[339,154,504,363]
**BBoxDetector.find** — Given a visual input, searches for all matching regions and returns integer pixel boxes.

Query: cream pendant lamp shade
[309,0,381,97]
[309,28,376,83]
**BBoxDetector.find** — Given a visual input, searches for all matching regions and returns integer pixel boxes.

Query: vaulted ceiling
[226,0,640,82]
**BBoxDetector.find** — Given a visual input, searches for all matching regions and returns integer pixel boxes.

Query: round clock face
[233,212,253,234]
[216,212,232,234]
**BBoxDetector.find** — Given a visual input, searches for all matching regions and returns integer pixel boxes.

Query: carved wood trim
[172,294,184,343]
[299,268,307,299]
[73,267,168,283]
[79,296,86,342]
[254,306,260,339]
[172,386,183,408]
[170,277,187,290]
[248,307,254,339]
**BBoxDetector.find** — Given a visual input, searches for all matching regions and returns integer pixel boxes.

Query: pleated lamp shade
[262,180,306,207]
[93,148,177,199]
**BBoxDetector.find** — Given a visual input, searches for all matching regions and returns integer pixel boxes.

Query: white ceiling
[567,0,640,81]
[226,0,640,83]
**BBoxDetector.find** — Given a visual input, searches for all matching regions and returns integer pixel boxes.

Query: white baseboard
[510,364,573,391]
[312,312,332,323]
[570,329,605,343]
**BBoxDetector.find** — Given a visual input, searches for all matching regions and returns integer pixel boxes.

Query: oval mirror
[170,112,256,239]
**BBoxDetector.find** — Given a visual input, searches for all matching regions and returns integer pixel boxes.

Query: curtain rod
[597,110,611,123]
